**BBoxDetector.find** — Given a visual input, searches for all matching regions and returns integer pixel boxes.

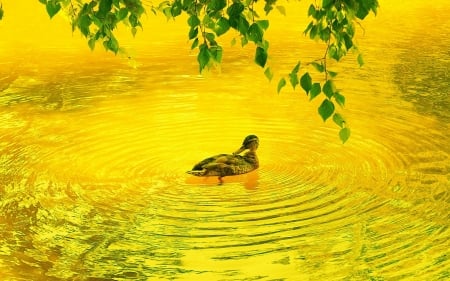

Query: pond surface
[0,1,449,280]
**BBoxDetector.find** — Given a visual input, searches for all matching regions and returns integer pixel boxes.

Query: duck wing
[191,154,229,171]
[187,154,257,177]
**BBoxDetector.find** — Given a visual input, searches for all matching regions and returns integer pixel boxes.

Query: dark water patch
[392,12,450,123]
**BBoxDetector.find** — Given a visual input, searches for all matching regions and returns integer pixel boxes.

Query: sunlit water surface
[0,1,449,280]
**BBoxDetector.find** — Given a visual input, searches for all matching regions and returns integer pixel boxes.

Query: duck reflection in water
[187,135,259,184]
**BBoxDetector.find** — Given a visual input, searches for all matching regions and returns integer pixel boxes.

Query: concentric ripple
[1,62,449,281]
[1,1,450,280]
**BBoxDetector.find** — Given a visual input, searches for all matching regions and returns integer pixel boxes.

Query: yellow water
[0,1,449,280]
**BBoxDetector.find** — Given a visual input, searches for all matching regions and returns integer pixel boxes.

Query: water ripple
[1,3,449,278]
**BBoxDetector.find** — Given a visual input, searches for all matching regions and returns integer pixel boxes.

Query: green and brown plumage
[187,135,259,184]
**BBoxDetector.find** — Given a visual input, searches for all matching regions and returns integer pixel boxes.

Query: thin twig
[251,0,255,22]
[355,20,366,36]
[324,39,330,80]
[201,4,207,44]
[69,0,77,22]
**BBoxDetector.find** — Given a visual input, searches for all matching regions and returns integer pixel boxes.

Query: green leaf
[328,70,338,78]
[78,14,91,37]
[304,22,314,34]
[346,19,354,36]
[339,127,351,143]
[117,8,128,20]
[343,33,353,50]
[320,27,331,41]
[264,67,273,81]
[215,17,230,36]
[187,15,200,27]
[277,78,286,94]
[289,62,300,89]
[46,1,61,18]
[198,43,210,72]
[328,45,336,60]
[210,46,223,63]
[227,2,244,17]
[255,46,267,68]
[289,72,298,89]
[88,1,97,10]
[309,24,319,39]
[334,91,345,107]
[291,61,300,74]
[357,53,364,66]
[323,80,335,99]
[329,45,344,61]
[129,13,139,27]
[205,32,216,43]
[98,0,112,19]
[311,62,324,72]
[93,30,102,40]
[322,0,333,8]
[356,5,370,20]
[369,0,379,15]
[263,0,275,14]
[102,37,118,54]
[131,27,137,37]
[0,5,4,20]
[256,20,269,30]
[171,2,182,17]
[312,8,323,20]
[300,72,312,94]
[276,6,286,16]
[237,16,250,36]
[307,4,315,17]
[105,13,117,28]
[91,15,103,28]
[188,27,198,40]
[318,99,335,121]
[191,38,199,49]
[333,113,345,128]
[106,36,119,53]
[248,23,263,43]
[241,35,248,47]
[88,37,96,50]
[208,0,227,11]
[203,14,215,29]
[310,83,321,100]
[260,39,269,50]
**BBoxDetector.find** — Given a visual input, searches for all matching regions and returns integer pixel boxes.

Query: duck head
[234,135,259,154]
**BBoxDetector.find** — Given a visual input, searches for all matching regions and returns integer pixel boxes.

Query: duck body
[187,135,259,183]
[188,151,259,177]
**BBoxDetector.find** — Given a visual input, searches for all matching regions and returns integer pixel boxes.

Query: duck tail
[186,169,206,176]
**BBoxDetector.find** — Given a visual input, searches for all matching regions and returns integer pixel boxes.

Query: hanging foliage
[0,0,379,143]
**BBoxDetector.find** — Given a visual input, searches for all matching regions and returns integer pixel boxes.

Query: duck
[187,135,259,184]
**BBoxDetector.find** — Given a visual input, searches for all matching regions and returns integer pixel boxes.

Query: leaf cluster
[154,0,282,72]
[26,0,378,143]
[277,0,377,143]
[39,0,145,53]
[305,0,377,63]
